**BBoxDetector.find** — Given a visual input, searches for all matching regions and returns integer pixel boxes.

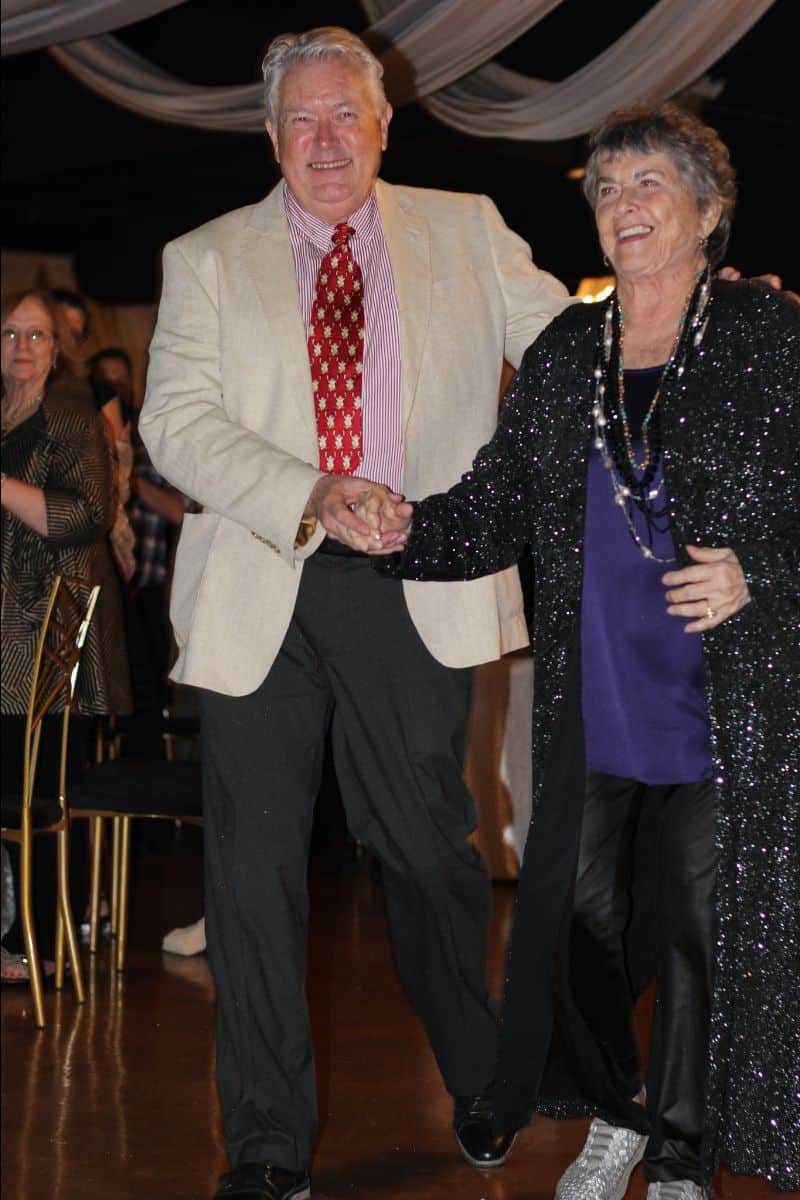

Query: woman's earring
[602,254,610,268]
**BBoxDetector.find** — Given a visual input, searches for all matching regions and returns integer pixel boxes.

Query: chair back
[22,575,100,817]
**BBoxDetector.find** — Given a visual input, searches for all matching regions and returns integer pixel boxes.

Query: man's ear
[379,103,393,153]
[265,118,280,164]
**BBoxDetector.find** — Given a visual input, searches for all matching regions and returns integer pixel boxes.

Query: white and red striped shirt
[284,185,404,492]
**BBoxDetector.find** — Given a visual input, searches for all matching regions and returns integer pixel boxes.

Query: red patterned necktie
[309,222,364,474]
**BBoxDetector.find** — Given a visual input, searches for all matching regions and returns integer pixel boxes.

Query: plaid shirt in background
[129,428,199,588]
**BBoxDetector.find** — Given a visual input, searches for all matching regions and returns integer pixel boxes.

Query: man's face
[266,60,391,224]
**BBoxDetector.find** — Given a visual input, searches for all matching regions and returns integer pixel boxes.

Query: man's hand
[306,475,393,552]
[716,268,800,303]
[662,544,751,633]
[717,267,782,289]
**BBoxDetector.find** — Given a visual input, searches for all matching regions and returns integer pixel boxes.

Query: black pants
[572,772,718,1184]
[199,550,496,1170]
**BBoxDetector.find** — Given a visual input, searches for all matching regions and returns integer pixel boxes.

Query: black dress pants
[571,772,718,1184]
[199,549,497,1170]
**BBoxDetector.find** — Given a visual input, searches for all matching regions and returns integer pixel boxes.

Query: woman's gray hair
[261,27,387,126]
[583,102,737,267]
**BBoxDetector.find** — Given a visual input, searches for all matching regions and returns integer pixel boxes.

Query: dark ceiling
[3,0,799,301]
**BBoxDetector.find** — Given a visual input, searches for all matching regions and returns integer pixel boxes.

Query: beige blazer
[140,180,570,696]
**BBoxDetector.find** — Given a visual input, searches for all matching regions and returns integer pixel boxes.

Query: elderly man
[141,26,569,1200]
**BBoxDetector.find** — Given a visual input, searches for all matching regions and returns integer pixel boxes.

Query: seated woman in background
[1,287,131,981]
[363,104,798,1197]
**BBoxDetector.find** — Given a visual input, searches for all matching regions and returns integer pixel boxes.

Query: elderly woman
[365,104,798,1197]
[1,288,130,978]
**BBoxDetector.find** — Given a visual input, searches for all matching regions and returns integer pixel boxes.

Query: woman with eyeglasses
[1,287,130,983]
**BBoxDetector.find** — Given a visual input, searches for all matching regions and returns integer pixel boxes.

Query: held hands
[662,544,751,632]
[354,489,414,554]
[306,474,412,554]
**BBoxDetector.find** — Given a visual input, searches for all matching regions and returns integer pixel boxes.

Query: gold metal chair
[1,575,100,1028]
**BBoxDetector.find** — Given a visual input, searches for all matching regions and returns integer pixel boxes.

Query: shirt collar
[283,184,380,251]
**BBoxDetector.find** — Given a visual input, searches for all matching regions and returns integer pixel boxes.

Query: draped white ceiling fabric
[1,0,187,56]
[3,0,776,141]
[362,0,564,105]
[367,0,776,139]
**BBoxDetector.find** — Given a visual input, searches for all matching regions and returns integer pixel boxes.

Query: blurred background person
[1,287,131,981]
[54,292,137,585]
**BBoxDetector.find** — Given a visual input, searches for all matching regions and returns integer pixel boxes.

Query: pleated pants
[199,545,497,1170]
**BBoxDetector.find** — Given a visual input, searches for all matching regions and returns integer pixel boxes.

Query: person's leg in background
[1,714,92,976]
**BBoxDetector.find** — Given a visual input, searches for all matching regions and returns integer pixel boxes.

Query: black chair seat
[1,793,63,830]
[71,759,202,817]
[162,716,200,738]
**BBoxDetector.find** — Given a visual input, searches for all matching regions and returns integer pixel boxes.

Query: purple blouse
[580,367,712,784]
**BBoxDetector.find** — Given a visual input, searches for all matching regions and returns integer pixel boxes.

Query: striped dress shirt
[284,185,404,492]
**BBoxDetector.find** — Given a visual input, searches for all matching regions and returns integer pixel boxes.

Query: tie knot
[332,223,354,249]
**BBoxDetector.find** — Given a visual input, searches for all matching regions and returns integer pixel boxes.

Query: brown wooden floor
[1,826,785,1200]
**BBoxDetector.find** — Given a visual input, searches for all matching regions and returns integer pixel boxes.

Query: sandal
[1,945,56,984]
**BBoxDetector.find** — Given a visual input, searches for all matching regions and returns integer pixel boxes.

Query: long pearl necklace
[591,266,712,563]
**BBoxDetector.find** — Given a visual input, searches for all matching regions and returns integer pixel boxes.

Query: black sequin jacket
[388,281,799,1188]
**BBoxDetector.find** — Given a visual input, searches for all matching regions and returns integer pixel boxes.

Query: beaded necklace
[591,265,712,563]
[616,293,690,472]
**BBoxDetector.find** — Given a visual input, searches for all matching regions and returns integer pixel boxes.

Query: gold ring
[705,606,716,620]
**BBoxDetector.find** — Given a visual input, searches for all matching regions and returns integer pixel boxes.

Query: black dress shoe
[212,1162,311,1199]
[453,1091,516,1168]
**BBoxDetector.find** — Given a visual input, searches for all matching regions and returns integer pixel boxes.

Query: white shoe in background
[162,916,206,956]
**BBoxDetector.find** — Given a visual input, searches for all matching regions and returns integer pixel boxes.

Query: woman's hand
[0,475,48,535]
[662,544,751,632]
[351,489,413,554]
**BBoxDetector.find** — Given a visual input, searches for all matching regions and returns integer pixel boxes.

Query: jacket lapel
[237,181,432,448]
[376,180,431,434]
[240,185,317,446]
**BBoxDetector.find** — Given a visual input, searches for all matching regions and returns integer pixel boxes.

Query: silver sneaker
[554,1117,647,1200]
[647,1183,710,1199]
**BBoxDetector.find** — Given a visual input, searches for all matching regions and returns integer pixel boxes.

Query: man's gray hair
[261,26,387,126]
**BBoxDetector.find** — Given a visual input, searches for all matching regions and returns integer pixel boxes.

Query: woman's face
[1,296,57,390]
[594,150,719,283]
